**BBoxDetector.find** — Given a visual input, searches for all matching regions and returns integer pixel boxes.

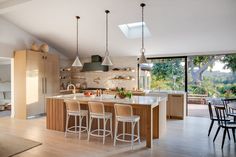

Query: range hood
[81,55,109,72]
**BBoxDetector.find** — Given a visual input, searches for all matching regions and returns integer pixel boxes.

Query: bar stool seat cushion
[68,110,88,116]
[90,112,112,119]
[117,115,140,122]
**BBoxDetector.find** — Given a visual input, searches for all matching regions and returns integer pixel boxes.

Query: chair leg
[123,122,125,140]
[79,116,82,140]
[213,126,220,142]
[232,128,236,143]
[208,120,214,136]
[65,114,69,137]
[114,120,118,146]
[110,118,113,139]
[103,118,106,144]
[88,117,93,141]
[226,128,231,140]
[221,128,227,149]
[137,121,140,143]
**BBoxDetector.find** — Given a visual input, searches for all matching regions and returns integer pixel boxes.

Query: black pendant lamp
[138,3,148,64]
[102,10,113,66]
[72,16,83,67]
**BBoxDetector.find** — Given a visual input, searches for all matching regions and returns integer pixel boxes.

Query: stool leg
[137,121,140,143]
[103,118,106,144]
[79,116,82,140]
[123,122,125,140]
[88,117,93,141]
[110,117,113,139]
[75,116,77,134]
[114,120,118,146]
[65,114,69,137]
[131,122,134,150]
[86,114,88,134]
[98,118,100,135]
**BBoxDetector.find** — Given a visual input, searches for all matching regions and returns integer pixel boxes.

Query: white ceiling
[1,0,236,58]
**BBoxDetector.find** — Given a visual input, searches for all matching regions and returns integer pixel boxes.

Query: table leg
[146,106,153,148]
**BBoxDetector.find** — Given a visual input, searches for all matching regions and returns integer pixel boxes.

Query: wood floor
[0,116,235,157]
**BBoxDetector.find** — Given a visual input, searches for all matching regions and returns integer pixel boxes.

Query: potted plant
[115,87,132,99]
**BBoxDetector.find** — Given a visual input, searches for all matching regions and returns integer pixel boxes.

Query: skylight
[118,22,151,39]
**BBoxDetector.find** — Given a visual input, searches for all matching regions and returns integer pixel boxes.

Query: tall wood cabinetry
[14,50,59,119]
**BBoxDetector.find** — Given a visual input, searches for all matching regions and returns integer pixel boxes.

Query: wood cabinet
[167,93,186,119]
[14,50,59,119]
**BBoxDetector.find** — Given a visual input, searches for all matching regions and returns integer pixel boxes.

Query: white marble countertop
[48,93,167,106]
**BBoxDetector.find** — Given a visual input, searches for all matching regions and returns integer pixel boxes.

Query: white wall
[0,64,10,82]
[0,16,69,62]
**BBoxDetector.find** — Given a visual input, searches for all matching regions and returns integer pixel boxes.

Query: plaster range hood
[81,55,109,72]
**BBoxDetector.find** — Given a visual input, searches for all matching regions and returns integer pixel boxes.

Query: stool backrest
[88,102,105,115]
[114,104,133,117]
[64,100,80,112]
[222,98,236,115]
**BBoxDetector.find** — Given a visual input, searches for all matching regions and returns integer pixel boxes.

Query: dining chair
[64,100,88,139]
[222,98,236,118]
[208,102,218,136]
[214,106,236,149]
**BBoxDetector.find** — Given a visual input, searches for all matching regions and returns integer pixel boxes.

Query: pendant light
[102,10,113,66]
[72,16,83,67]
[138,3,148,64]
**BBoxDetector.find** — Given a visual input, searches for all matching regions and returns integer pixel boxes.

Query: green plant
[115,87,132,99]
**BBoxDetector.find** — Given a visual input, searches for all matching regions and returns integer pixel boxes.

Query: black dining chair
[222,98,236,118]
[208,102,218,136]
[214,106,236,149]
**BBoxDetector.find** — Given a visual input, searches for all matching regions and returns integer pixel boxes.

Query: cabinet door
[44,53,59,97]
[169,94,184,119]
[26,51,45,117]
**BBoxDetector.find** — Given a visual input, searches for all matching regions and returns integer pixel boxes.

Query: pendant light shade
[102,10,113,66]
[72,16,83,67]
[138,3,148,64]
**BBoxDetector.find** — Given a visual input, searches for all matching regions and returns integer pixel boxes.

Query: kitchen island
[46,94,167,148]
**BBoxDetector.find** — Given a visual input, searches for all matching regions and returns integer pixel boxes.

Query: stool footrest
[116,133,139,143]
[89,129,112,137]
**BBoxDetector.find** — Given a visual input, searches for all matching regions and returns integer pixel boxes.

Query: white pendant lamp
[102,10,113,66]
[72,16,83,67]
[138,3,148,64]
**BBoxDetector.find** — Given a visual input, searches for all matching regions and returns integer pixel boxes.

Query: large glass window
[139,57,186,91]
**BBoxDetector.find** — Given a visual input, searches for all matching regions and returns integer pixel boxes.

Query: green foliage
[115,87,132,98]
[221,54,236,72]
[188,85,206,95]
[150,58,185,90]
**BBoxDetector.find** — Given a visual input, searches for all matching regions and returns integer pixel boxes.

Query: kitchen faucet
[67,84,76,94]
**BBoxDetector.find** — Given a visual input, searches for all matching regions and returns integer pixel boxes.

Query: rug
[0,133,42,157]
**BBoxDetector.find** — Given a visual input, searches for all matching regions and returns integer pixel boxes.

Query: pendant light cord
[76,16,80,56]
[141,3,145,51]
[105,10,109,55]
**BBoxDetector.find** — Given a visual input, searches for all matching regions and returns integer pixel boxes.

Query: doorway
[0,57,12,117]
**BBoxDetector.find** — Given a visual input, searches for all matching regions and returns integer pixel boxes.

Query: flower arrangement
[115,87,132,99]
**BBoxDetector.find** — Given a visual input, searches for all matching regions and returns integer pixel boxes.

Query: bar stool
[114,104,140,149]
[87,102,113,144]
[64,100,88,139]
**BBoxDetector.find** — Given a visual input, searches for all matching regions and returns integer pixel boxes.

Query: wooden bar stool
[87,102,113,144]
[114,104,140,149]
[64,100,88,139]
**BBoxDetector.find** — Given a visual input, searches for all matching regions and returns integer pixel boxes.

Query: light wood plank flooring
[0,116,235,157]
